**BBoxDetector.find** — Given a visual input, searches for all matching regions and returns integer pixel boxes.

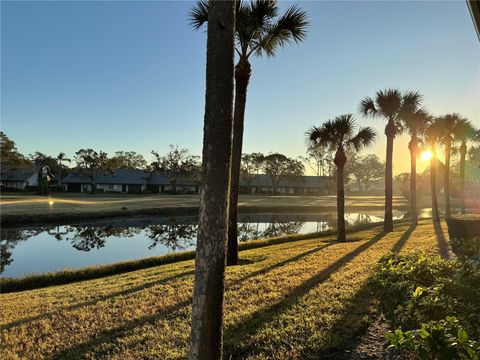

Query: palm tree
[190,0,308,266]
[56,152,71,189]
[425,119,442,222]
[307,115,376,242]
[189,1,235,359]
[401,107,431,224]
[436,113,465,219]
[359,89,422,232]
[453,119,476,214]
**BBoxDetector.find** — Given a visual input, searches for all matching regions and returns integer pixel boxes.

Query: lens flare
[420,150,432,161]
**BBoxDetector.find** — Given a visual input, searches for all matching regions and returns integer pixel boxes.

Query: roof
[239,174,333,188]
[63,168,150,185]
[148,172,198,186]
[0,165,49,182]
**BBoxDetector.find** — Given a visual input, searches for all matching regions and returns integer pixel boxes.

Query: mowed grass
[0,220,449,359]
[0,193,407,217]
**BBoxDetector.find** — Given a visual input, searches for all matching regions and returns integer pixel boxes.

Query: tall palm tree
[437,113,465,219]
[189,1,235,359]
[359,89,421,232]
[190,0,308,266]
[425,119,442,222]
[453,118,476,214]
[56,152,71,188]
[307,115,376,242]
[401,107,431,224]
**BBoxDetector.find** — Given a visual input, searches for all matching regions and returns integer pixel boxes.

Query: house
[0,165,55,191]
[239,174,334,195]
[63,168,150,193]
[148,171,199,194]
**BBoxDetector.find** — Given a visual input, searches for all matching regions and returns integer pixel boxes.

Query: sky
[1,0,479,175]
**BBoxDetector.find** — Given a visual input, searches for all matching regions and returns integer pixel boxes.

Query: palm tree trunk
[226,57,251,267]
[408,137,417,224]
[384,121,395,232]
[189,2,235,359]
[334,149,346,242]
[444,140,451,219]
[459,141,467,214]
[430,149,440,222]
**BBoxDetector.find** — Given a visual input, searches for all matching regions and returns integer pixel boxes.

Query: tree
[436,114,466,219]
[240,152,265,192]
[151,145,200,194]
[189,1,235,359]
[107,151,147,170]
[74,149,112,194]
[401,106,431,223]
[452,118,476,214]
[263,153,304,194]
[0,132,30,169]
[307,115,376,242]
[301,144,334,194]
[349,154,384,191]
[425,120,443,222]
[360,89,422,232]
[56,152,71,188]
[190,0,308,266]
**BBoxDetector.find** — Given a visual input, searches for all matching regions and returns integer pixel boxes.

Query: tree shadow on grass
[391,223,417,253]
[223,231,387,358]
[46,240,340,358]
[304,224,425,359]
[2,270,195,331]
[433,221,450,259]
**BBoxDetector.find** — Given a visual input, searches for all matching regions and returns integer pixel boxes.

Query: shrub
[372,252,480,359]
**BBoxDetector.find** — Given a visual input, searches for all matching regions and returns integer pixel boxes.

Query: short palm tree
[425,119,443,222]
[436,113,465,219]
[190,0,308,266]
[401,107,431,224]
[56,152,71,188]
[453,118,476,214]
[307,115,376,242]
[359,89,422,232]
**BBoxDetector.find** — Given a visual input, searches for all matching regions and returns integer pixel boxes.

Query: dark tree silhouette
[360,89,422,232]
[189,1,235,359]
[425,119,443,222]
[74,149,112,194]
[147,221,197,251]
[401,106,431,224]
[190,0,308,266]
[307,115,376,242]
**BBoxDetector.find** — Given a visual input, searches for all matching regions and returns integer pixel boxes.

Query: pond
[1,211,407,278]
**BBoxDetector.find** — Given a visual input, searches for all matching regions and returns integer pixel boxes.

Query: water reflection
[1,211,406,277]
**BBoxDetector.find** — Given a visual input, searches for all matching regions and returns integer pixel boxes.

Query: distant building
[62,168,150,193]
[0,165,55,191]
[239,174,334,195]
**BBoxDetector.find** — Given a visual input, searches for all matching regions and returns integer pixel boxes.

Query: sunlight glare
[420,150,432,161]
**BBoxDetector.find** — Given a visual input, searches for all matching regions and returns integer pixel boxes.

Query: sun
[420,150,432,161]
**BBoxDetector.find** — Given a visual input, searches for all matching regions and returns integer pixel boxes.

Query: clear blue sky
[2,0,479,174]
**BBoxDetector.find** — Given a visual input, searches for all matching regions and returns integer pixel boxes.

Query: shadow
[223,231,387,358]
[433,221,450,259]
[2,270,194,331]
[52,298,193,359]
[391,223,417,253]
[236,242,335,284]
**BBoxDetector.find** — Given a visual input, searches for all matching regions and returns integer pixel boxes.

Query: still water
[1,211,406,278]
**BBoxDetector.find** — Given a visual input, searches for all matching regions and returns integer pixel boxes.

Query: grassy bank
[1,220,405,293]
[0,193,408,225]
[0,220,448,359]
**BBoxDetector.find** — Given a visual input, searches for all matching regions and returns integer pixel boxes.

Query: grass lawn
[0,193,408,224]
[0,220,450,359]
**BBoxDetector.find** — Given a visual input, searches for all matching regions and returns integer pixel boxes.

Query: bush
[371,252,480,359]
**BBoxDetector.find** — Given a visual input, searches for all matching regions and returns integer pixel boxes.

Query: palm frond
[375,88,402,119]
[349,127,376,151]
[253,4,308,57]
[189,0,209,30]
[359,97,377,118]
